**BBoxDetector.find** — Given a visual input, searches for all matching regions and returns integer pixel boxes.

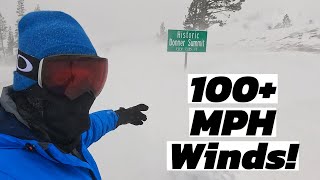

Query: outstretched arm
[82,104,149,147]
[82,110,118,147]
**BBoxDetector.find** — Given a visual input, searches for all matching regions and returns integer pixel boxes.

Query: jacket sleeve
[82,110,119,147]
[0,170,15,180]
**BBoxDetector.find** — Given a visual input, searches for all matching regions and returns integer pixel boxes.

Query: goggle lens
[41,56,108,100]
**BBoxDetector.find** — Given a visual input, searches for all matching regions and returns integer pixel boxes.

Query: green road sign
[167,29,207,52]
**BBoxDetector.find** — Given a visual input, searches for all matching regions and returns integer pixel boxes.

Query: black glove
[115,104,149,127]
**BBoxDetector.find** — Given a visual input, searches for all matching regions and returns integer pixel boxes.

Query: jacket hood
[0,86,30,128]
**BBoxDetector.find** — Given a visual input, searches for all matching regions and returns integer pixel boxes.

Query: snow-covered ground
[90,23,320,179]
[92,41,320,180]
[208,20,320,53]
[1,24,320,180]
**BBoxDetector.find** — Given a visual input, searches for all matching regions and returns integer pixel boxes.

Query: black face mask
[11,85,95,153]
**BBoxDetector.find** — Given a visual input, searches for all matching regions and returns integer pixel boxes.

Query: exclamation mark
[285,144,300,169]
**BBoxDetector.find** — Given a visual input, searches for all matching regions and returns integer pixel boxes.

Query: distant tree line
[0,0,41,57]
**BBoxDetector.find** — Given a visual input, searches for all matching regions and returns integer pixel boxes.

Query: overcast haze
[1,0,320,46]
[1,1,320,180]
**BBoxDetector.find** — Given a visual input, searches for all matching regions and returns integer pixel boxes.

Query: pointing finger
[132,104,149,111]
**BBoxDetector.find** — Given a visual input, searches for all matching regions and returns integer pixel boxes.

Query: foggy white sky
[0,1,319,180]
[0,0,319,46]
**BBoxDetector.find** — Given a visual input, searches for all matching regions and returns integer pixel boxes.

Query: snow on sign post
[167,29,207,69]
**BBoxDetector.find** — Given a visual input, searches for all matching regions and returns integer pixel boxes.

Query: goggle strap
[16,50,40,81]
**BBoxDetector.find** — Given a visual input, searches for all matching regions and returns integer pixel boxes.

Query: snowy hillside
[96,42,320,180]
[206,10,320,54]
[91,18,320,179]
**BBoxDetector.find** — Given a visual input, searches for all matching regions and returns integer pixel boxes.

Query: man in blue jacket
[0,11,148,179]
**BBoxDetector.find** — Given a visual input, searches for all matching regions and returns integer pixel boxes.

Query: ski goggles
[16,50,108,100]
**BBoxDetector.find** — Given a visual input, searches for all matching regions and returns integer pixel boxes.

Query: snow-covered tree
[15,0,25,40]
[183,0,246,30]
[274,14,292,29]
[6,27,14,56]
[282,14,292,28]
[34,4,41,11]
[308,19,314,25]
[0,13,8,56]
[156,22,167,42]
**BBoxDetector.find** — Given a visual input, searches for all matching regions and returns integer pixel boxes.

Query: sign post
[167,29,207,69]
[185,52,188,69]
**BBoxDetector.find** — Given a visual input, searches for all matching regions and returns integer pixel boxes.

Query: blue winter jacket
[0,87,118,180]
